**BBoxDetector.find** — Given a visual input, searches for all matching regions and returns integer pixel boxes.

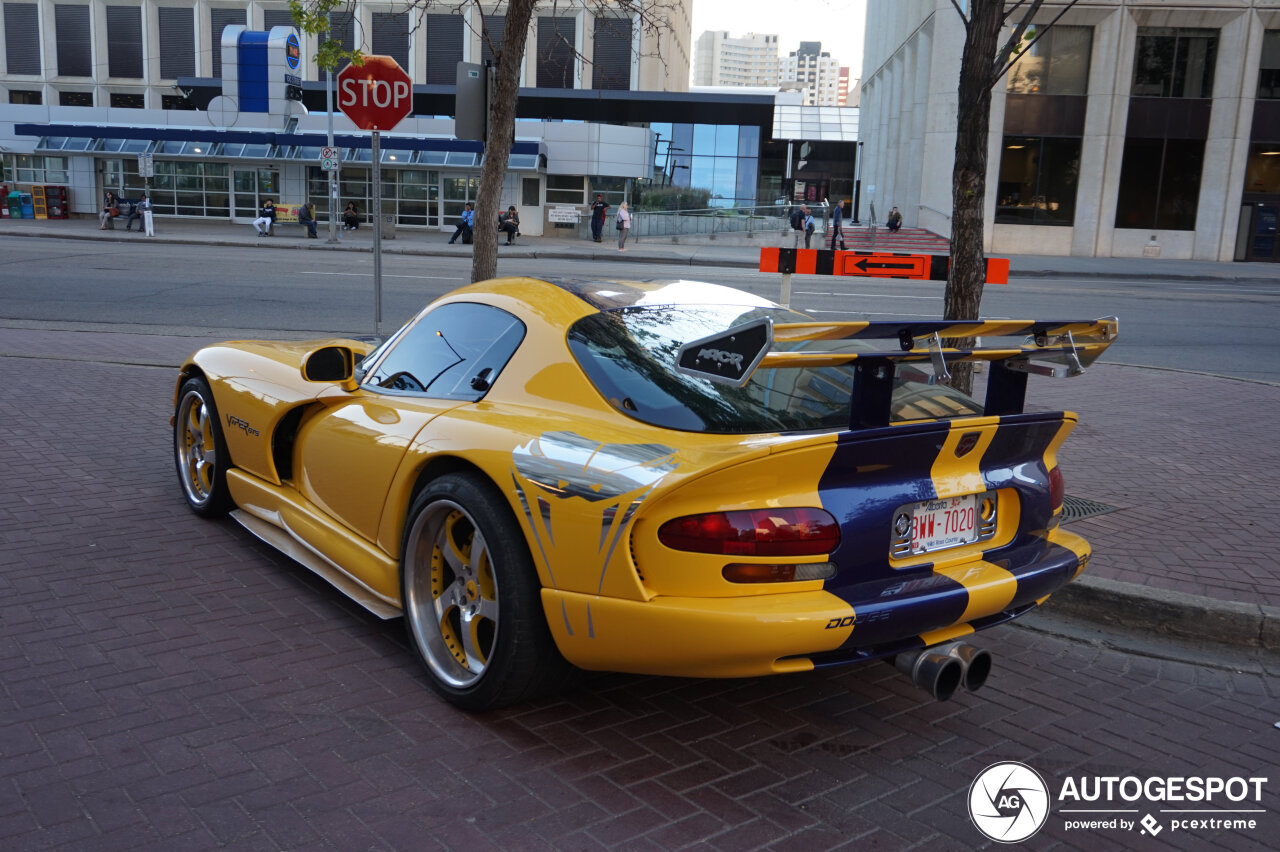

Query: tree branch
[950,0,969,23]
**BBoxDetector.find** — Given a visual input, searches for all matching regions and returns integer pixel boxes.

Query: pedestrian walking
[449,202,475,244]
[616,201,632,250]
[829,199,847,250]
[253,199,276,236]
[138,193,155,237]
[590,193,610,242]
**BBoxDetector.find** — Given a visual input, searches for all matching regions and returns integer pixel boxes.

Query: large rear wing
[674,316,1118,429]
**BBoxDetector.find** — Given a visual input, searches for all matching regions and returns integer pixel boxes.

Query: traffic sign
[320,157,339,171]
[320,146,338,160]
[759,248,1010,285]
[337,55,413,131]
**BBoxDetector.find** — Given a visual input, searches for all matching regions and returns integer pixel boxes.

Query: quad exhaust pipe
[890,642,992,701]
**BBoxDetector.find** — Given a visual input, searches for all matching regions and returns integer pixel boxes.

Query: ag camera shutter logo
[969,761,1051,843]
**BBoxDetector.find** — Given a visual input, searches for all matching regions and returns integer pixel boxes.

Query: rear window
[567,305,984,434]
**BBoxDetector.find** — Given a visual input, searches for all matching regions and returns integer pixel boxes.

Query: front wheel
[174,377,234,517]
[401,473,572,711]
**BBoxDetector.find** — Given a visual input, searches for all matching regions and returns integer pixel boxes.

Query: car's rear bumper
[543,529,1090,678]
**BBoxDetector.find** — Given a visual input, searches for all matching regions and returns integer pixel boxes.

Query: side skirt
[230,508,402,620]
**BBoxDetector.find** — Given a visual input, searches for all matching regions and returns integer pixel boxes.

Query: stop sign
[337,55,413,131]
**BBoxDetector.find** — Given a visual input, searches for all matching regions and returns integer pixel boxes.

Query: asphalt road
[3,236,1279,383]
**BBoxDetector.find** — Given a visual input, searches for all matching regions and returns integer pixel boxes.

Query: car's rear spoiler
[675,316,1118,428]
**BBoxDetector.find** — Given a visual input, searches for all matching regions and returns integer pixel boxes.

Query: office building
[860,0,1280,261]
[693,31,780,88]
[780,41,842,107]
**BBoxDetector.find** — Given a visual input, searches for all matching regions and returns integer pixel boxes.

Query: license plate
[906,495,978,555]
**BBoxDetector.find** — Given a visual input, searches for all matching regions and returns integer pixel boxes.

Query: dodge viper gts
[173,277,1116,710]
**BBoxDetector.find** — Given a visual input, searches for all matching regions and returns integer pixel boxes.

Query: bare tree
[290,0,684,284]
[945,0,1078,393]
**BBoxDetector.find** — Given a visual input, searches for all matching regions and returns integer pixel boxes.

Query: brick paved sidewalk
[1,337,1276,850]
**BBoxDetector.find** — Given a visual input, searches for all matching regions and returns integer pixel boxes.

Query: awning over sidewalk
[13,123,546,169]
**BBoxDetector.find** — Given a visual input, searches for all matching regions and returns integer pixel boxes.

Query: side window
[364,303,525,400]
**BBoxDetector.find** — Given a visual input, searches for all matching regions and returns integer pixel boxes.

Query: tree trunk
[945,2,1004,395]
[471,1,535,283]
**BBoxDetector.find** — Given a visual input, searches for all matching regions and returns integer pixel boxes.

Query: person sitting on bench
[253,199,277,236]
[298,203,318,238]
[499,206,520,245]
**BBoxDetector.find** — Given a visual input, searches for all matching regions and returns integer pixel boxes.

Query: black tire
[173,376,234,518]
[400,472,573,711]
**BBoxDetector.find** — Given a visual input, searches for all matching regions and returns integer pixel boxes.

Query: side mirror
[302,346,359,391]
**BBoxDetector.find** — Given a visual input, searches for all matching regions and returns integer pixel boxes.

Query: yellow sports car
[173,277,1116,710]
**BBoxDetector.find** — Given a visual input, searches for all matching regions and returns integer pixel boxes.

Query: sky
[689,0,868,81]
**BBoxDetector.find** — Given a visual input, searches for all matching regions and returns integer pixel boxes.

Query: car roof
[539,278,780,312]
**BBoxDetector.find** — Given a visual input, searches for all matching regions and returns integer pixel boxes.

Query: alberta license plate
[908,495,978,555]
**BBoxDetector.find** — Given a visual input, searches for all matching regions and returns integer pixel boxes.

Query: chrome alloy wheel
[176,387,217,507]
[404,499,500,689]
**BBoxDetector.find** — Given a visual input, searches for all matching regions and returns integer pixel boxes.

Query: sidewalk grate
[1061,495,1119,525]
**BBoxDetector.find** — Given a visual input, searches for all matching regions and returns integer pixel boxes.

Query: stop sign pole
[337,56,414,336]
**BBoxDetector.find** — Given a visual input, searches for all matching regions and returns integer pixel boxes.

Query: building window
[210,7,246,79]
[480,14,505,65]
[4,3,41,75]
[1006,25,1091,95]
[162,94,195,110]
[158,7,195,79]
[995,136,1081,226]
[106,5,143,78]
[425,14,464,84]
[546,174,585,205]
[1114,138,1204,230]
[59,90,92,106]
[55,3,92,77]
[1244,143,1280,193]
[1259,31,1280,99]
[9,89,41,104]
[12,154,68,184]
[537,17,576,88]
[1132,27,1218,98]
[372,12,410,71]
[592,16,632,90]
[110,93,145,108]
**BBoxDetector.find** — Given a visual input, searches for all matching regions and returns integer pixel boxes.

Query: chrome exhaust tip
[892,649,964,701]
[941,642,993,692]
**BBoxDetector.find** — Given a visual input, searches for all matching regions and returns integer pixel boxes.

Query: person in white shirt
[616,201,632,251]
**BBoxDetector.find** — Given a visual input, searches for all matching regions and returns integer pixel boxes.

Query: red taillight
[1048,466,1064,511]
[657,508,840,556]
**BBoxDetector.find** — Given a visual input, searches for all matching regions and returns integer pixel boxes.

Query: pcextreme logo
[968,764,1270,844]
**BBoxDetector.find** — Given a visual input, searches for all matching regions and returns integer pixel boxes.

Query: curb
[1045,574,1280,652]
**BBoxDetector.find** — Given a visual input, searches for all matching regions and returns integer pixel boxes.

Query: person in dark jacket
[343,201,360,230]
[498,206,520,245]
[298,203,318,238]
[590,194,610,242]
[253,199,277,236]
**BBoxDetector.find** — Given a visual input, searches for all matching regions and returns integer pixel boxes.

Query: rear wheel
[174,377,233,517]
[401,473,571,710]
